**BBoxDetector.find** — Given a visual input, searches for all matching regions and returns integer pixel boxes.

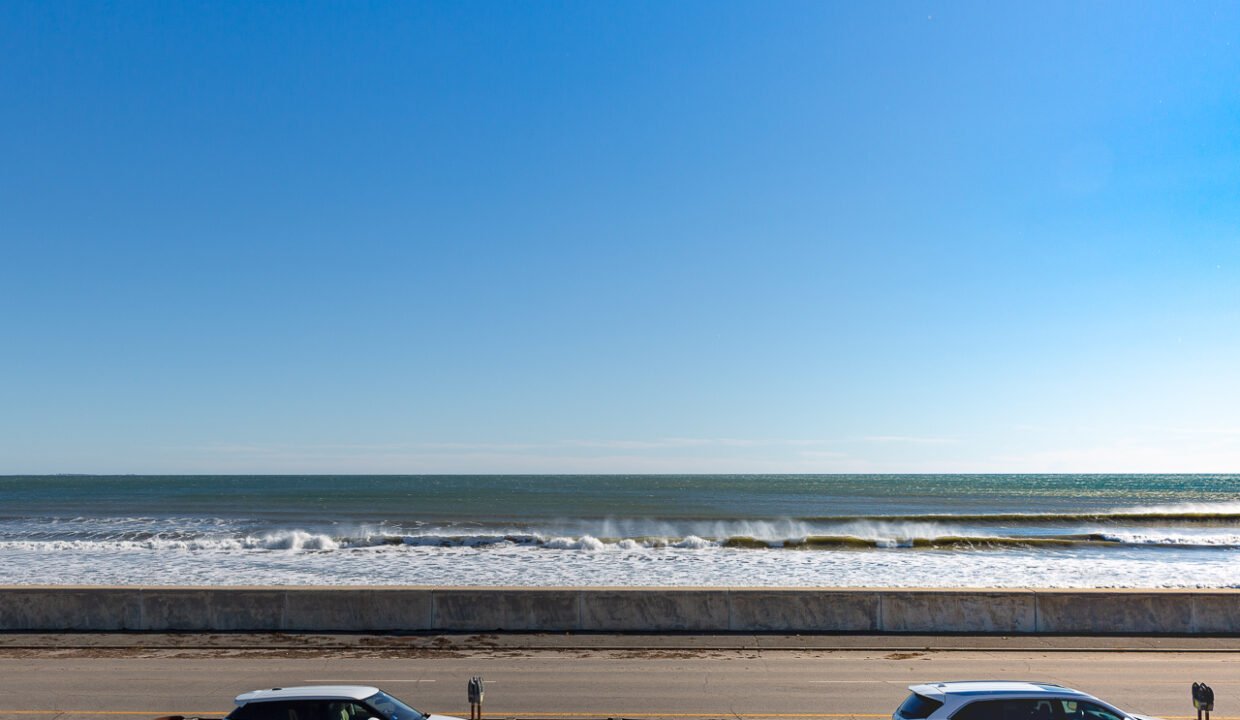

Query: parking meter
[1193,682,1215,720]
[468,676,485,720]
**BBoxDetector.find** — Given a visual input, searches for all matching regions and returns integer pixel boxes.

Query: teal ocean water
[2,474,1238,586]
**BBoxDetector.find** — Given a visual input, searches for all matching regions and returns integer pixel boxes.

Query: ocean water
[1,474,1239,587]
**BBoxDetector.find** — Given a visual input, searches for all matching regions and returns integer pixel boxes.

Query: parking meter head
[1192,683,1215,712]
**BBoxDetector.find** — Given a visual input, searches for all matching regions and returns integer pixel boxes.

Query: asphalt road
[0,644,1236,720]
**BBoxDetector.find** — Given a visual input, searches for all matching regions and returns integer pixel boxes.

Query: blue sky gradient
[3,1,1239,473]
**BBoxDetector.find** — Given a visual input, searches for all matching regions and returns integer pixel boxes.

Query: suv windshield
[366,691,426,720]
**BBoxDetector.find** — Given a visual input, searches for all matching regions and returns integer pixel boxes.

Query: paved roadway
[0,640,1237,720]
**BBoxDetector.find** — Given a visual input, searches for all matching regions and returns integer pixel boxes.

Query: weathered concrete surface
[728,589,879,631]
[142,588,286,631]
[1035,590,1240,635]
[580,589,730,631]
[0,587,141,631]
[434,589,578,631]
[284,588,434,631]
[882,590,1036,633]
[1188,592,1240,634]
[3,586,1240,634]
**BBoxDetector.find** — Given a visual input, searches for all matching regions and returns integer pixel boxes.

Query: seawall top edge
[1,585,1238,594]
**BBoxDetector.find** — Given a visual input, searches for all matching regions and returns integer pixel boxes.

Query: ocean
[2,474,1239,587]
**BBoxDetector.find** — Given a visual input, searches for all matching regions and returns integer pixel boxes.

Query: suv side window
[324,702,381,720]
[228,701,327,720]
[953,700,1062,720]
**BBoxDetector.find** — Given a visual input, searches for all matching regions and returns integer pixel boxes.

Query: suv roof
[234,686,381,705]
[910,682,1092,699]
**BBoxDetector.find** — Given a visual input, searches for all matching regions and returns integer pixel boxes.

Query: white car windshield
[366,691,426,720]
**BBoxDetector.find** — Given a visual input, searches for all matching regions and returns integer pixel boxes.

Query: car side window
[324,702,381,720]
[1058,701,1125,720]
[954,700,1013,720]
[228,701,326,720]
[953,700,1062,720]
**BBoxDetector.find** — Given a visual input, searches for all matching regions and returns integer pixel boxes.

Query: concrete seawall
[2,587,1239,634]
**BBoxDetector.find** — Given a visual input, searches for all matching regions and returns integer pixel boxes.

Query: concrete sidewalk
[3,631,1240,652]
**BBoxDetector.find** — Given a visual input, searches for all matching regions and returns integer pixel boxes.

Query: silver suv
[226,686,463,720]
[894,682,1161,720]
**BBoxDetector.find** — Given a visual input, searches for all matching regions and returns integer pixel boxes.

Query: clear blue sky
[3,1,1239,474]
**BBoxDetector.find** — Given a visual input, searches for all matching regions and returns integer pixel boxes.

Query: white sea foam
[672,535,716,549]
[828,520,969,543]
[8,522,1240,555]
[1,541,1239,588]
[250,530,339,551]
[1110,501,1240,516]
[4,508,1240,587]
[544,535,607,551]
[1093,531,1240,546]
[592,518,822,541]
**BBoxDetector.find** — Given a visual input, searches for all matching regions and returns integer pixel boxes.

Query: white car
[225,686,463,720]
[894,682,1162,720]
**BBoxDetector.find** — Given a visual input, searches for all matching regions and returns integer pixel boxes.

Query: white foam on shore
[1118,501,1240,515]
[1093,530,1240,546]
[6,523,1240,554]
[1,538,1239,588]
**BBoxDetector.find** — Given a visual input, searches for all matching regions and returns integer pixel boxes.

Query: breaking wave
[5,501,1240,557]
[801,507,1240,524]
[4,528,1240,553]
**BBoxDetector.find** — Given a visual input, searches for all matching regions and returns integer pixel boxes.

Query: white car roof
[235,686,381,705]
[910,682,1093,700]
